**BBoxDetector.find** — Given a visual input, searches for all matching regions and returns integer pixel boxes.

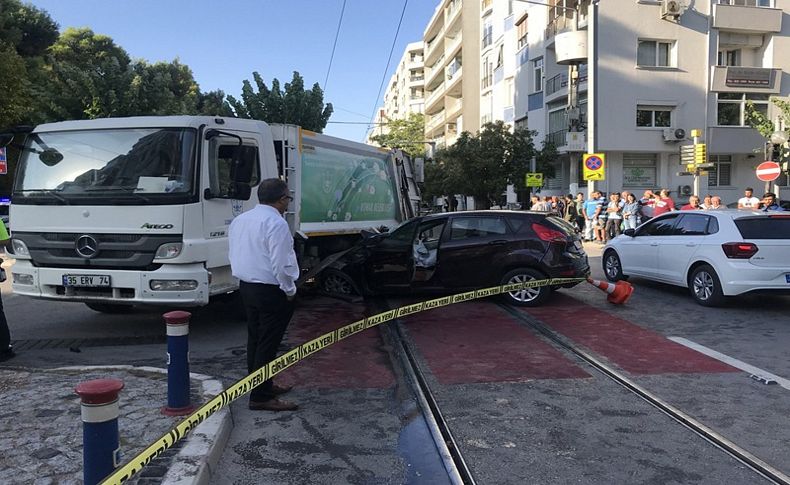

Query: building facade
[515,0,790,203]
[367,42,425,144]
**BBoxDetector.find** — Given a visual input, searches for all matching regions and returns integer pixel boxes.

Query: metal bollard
[162,310,195,416]
[75,378,125,485]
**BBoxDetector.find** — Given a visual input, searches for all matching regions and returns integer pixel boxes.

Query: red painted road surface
[279,298,395,389]
[402,301,591,384]
[524,294,739,375]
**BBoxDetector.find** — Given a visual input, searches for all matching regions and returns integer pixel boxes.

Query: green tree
[370,113,426,158]
[0,0,59,57]
[126,59,200,116]
[0,42,31,127]
[431,121,555,208]
[44,27,133,120]
[197,89,234,117]
[227,71,333,132]
[746,98,790,162]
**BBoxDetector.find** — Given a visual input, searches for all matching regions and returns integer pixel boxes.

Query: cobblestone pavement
[0,366,216,484]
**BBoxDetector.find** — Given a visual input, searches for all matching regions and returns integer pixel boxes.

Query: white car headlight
[154,242,183,259]
[11,238,29,258]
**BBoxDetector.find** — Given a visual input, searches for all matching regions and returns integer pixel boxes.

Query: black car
[325,210,590,306]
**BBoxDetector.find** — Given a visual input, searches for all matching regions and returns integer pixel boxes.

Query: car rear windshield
[735,216,790,240]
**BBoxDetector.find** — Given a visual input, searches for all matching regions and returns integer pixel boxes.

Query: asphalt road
[2,247,789,484]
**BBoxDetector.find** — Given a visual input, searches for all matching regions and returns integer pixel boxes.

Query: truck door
[201,133,262,291]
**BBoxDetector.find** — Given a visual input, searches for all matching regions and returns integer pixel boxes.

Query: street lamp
[770,130,787,147]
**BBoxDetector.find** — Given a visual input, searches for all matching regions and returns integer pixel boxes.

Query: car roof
[421,210,547,221]
[662,209,784,220]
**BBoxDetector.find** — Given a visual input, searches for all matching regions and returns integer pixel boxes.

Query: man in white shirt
[229,178,300,411]
[737,187,760,209]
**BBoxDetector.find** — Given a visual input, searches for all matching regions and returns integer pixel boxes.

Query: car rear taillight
[532,223,567,242]
[721,242,759,259]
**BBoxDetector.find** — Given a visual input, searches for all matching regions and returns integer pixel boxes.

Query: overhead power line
[365,0,409,141]
[324,0,347,92]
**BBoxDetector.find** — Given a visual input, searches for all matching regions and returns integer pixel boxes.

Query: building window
[482,18,493,49]
[716,93,769,126]
[718,0,771,6]
[532,57,543,92]
[717,49,739,66]
[623,154,658,188]
[636,106,672,127]
[515,116,528,130]
[516,14,528,49]
[708,155,732,187]
[482,56,493,89]
[637,40,675,67]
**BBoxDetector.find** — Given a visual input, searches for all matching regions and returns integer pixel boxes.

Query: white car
[602,209,790,306]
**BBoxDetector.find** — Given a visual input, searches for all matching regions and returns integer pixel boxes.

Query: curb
[52,365,232,485]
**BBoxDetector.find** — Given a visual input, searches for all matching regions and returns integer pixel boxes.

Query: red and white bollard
[162,310,194,416]
[75,378,125,485]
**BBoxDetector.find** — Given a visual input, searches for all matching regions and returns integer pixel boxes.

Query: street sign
[756,161,781,182]
[0,147,6,175]
[525,172,544,187]
[583,153,605,181]
[693,143,706,164]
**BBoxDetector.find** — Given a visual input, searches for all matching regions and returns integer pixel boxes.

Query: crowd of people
[530,186,785,243]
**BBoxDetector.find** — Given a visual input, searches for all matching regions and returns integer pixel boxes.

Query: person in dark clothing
[0,220,14,363]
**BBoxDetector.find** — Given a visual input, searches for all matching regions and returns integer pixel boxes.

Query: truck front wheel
[85,302,134,314]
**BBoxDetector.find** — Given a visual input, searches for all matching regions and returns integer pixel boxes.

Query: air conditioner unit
[663,128,686,142]
[661,0,682,19]
[678,185,693,197]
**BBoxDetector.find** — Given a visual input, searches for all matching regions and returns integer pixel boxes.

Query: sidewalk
[0,365,230,484]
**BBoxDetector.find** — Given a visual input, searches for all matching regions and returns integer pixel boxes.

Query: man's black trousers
[239,281,294,402]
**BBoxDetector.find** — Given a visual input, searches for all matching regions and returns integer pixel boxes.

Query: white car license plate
[62,274,111,287]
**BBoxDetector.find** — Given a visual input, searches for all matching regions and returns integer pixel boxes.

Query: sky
[28,0,439,141]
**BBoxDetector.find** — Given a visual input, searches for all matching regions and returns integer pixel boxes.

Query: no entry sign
[756,161,781,182]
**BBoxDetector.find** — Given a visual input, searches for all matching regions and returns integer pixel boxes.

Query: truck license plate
[62,275,111,287]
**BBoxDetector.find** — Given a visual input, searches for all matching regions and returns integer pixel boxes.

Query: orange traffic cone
[587,278,634,305]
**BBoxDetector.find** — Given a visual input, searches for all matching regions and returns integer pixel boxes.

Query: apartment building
[366,42,425,143]
[515,0,790,203]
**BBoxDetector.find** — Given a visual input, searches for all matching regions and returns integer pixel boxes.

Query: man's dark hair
[746,187,754,192]
[763,192,776,199]
[258,178,289,204]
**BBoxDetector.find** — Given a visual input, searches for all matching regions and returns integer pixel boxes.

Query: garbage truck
[2,116,421,312]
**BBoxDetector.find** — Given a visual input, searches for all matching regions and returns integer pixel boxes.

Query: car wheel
[603,250,627,282]
[688,264,724,307]
[321,270,358,296]
[84,302,134,314]
[500,268,551,307]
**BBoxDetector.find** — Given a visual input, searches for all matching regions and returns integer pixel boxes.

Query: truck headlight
[149,280,199,291]
[154,242,183,259]
[11,239,29,258]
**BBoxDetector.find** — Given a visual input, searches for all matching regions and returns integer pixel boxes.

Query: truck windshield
[14,128,197,205]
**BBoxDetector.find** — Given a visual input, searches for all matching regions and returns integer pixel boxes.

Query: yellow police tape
[101,276,585,484]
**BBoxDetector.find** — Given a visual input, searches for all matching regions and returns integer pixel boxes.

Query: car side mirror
[624,228,636,237]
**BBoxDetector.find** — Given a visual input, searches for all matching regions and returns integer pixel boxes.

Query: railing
[544,0,590,39]
[410,75,425,82]
[718,0,771,6]
[426,111,446,132]
[446,60,462,80]
[546,129,568,147]
[545,73,568,96]
[425,84,445,108]
[447,0,462,20]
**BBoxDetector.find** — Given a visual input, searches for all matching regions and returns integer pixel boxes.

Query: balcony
[445,32,462,58]
[446,0,462,28]
[425,27,445,65]
[711,66,782,93]
[546,129,568,148]
[446,96,463,119]
[409,74,425,86]
[544,0,590,40]
[481,0,493,14]
[425,55,446,88]
[425,83,446,112]
[426,110,446,133]
[545,73,568,96]
[712,2,782,33]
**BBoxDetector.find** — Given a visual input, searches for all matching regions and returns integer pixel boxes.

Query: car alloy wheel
[500,268,551,307]
[689,264,724,307]
[603,251,623,282]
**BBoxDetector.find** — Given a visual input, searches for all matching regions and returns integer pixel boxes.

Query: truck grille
[12,232,181,270]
